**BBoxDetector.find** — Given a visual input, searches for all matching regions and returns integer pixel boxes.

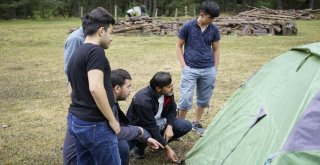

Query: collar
[193,17,211,29]
[147,86,162,100]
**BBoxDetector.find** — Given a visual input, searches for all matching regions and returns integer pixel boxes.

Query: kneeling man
[127,71,192,163]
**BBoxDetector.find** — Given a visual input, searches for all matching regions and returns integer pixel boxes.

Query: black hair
[82,7,115,36]
[150,72,172,90]
[111,69,132,87]
[200,0,220,18]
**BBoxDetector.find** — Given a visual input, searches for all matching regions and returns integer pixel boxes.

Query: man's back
[64,27,84,74]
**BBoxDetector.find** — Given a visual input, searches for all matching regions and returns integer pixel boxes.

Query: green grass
[0,19,319,164]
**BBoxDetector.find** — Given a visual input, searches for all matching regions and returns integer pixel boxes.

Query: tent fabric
[291,43,320,57]
[185,42,320,165]
[282,91,320,152]
[269,151,320,165]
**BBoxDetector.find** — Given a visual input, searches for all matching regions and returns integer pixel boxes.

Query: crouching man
[127,71,192,163]
[111,69,163,165]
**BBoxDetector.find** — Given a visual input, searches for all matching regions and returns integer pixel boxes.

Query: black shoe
[134,147,145,159]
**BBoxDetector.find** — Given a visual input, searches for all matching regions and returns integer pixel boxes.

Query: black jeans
[135,118,192,154]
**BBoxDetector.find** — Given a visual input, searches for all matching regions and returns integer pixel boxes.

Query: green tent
[185,42,320,165]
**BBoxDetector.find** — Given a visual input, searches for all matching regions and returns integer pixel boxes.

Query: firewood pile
[239,6,318,20]
[113,16,183,35]
[214,6,320,35]
[113,7,318,36]
[215,16,298,36]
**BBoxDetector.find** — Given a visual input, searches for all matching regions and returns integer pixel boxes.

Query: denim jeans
[63,125,77,165]
[118,140,136,165]
[177,66,216,110]
[67,113,121,165]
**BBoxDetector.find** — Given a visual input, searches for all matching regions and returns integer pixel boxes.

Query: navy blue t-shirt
[178,19,220,68]
[67,43,115,122]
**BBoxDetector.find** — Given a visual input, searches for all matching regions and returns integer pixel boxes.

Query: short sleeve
[178,23,188,40]
[212,25,220,42]
[86,47,106,72]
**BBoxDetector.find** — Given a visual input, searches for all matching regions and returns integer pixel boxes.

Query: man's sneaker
[174,137,183,141]
[133,147,145,159]
[192,122,205,135]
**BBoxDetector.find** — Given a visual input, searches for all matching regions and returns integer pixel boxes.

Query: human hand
[165,146,178,163]
[109,119,120,135]
[163,125,174,142]
[147,137,164,150]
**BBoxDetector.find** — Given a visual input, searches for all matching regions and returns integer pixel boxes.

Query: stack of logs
[216,7,319,35]
[238,6,317,20]
[113,16,184,35]
[113,7,319,36]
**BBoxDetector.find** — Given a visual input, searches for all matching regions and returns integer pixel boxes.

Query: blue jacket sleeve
[117,125,141,141]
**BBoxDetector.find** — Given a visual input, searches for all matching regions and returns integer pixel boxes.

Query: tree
[277,0,282,9]
[152,0,157,17]
[233,0,237,13]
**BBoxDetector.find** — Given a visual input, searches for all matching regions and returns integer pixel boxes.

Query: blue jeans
[178,66,216,110]
[63,125,77,165]
[118,140,136,165]
[67,113,121,165]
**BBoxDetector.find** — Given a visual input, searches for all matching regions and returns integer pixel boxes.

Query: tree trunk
[316,0,320,9]
[152,0,157,17]
[109,0,112,16]
[223,0,228,12]
[8,8,16,19]
[127,0,130,10]
[248,0,255,6]
[73,0,80,17]
[241,0,246,11]
[277,0,282,10]
[149,0,152,16]
[233,0,237,13]
[309,0,314,9]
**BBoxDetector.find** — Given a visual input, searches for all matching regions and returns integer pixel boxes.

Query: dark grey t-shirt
[67,43,115,122]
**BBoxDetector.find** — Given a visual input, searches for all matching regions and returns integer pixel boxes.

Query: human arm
[117,125,141,140]
[133,103,167,146]
[176,38,186,69]
[163,125,174,142]
[212,41,220,71]
[88,69,120,134]
[164,145,178,162]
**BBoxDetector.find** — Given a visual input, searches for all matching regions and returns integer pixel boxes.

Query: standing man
[66,7,120,164]
[64,27,84,76]
[127,72,192,163]
[64,67,163,165]
[176,0,220,135]
[63,20,84,165]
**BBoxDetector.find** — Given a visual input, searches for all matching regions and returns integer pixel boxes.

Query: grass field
[0,18,319,164]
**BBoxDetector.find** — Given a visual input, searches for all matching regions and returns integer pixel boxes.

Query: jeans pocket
[72,122,96,147]
[180,78,190,89]
[182,66,190,73]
